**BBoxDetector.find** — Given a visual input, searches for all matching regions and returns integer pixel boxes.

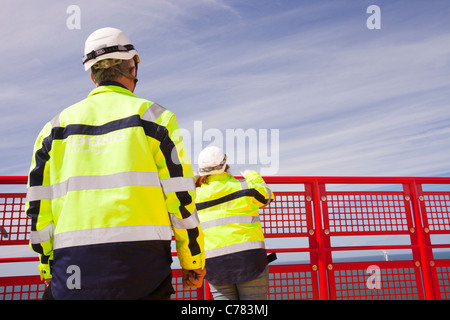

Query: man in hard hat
[25,27,205,300]
[195,146,275,300]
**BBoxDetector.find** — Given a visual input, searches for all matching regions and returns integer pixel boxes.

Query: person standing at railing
[24,27,205,300]
[195,146,275,300]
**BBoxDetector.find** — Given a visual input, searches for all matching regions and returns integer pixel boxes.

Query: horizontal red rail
[4,175,450,185]
[1,175,449,300]
[0,257,39,263]
[0,176,28,184]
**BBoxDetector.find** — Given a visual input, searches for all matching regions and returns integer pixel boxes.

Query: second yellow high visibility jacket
[25,83,204,299]
[195,171,273,286]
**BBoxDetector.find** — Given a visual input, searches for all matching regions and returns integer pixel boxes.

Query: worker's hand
[44,279,52,287]
[182,268,206,289]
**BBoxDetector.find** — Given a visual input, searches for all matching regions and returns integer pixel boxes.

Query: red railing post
[312,179,329,300]
[409,180,435,299]
[203,280,213,300]
[196,285,205,300]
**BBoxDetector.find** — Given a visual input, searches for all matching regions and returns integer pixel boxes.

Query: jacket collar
[206,172,233,183]
[87,82,136,98]
[99,81,128,90]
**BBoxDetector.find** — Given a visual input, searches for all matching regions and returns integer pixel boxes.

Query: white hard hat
[82,27,140,71]
[198,146,227,176]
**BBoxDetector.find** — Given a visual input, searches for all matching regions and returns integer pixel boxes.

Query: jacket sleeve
[244,170,274,208]
[154,110,205,270]
[25,123,54,280]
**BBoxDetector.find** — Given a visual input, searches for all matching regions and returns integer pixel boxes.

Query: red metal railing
[1,176,449,300]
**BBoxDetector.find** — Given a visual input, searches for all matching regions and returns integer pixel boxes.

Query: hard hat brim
[198,160,227,176]
[84,50,139,71]
[83,28,140,71]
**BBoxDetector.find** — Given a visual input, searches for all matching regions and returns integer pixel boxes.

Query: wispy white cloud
[138,4,450,177]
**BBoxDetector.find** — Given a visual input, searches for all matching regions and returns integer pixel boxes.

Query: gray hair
[90,58,135,84]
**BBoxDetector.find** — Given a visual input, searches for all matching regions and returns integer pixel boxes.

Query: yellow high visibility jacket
[195,171,273,285]
[25,83,204,299]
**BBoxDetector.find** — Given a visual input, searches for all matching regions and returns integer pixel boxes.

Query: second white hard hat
[198,146,227,176]
[82,27,140,71]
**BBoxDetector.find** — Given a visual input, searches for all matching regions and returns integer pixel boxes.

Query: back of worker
[25,28,204,300]
[195,146,274,299]
[196,171,268,284]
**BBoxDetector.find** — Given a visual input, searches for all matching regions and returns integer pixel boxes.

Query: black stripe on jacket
[196,188,269,211]
[27,113,201,256]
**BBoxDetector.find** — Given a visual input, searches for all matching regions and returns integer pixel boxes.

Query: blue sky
[1,0,450,178]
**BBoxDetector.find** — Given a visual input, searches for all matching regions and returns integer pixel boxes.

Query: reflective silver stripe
[27,185,53,202]
[170,209,200,229]
[264,187,273,205]
[141,103,166,122]
[26,171,161,201]
[161,176,195,193]
[261,183,274,207]
[53,225,172,250]
[30,223,55,244]
[50,113,60,128]
[261,183,271,194]
[205,241,266,259]
[240,180,248,190]
[26,172,197,202]
[201,215,260,230]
